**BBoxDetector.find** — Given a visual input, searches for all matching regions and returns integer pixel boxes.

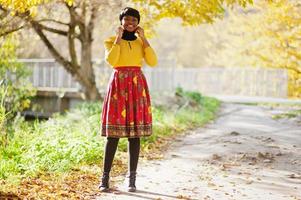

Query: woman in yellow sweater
[99,7,157,192]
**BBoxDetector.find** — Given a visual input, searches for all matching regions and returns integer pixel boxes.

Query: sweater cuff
[112,43,120,47]
[144,46,154,53]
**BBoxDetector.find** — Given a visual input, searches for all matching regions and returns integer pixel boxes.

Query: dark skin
[114,15,150,49]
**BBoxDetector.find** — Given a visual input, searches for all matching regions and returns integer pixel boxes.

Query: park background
[0,0,300,199]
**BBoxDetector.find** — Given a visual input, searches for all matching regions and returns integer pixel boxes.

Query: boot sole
[128,188,136,192]
[99,186,110,192]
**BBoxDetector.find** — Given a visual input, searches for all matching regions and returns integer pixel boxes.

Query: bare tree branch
[68,29,78,66]
[87,2,98,39]
[34,22,68,36]
[68,5,79,67]
[37,19,69,26]
[30,20,77,73]
[1,1,102,100]
[0,9,9,19]
[66,2,85,41]
[0,6,28,37]
[0,5,6,12]
[0,24,25,37]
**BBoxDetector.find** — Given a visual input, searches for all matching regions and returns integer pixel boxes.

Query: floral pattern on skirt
[101,67,152,138]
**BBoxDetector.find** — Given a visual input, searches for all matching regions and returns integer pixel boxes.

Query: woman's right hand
[116,26,124,39]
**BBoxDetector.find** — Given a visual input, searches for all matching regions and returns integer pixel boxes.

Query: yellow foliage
[0,0,73,13]
[133,0,255,26]
[207,0,301,98]
[247,0,301,98]
[129,0,256,37]
[1,0,257,37]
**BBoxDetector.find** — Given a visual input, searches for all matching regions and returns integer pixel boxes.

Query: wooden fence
[20,59,288,98]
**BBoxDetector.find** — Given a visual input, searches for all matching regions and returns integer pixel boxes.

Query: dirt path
[97,103,301,200]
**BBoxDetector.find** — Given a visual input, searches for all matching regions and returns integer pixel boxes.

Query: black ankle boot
[98,172,110,192]
[127,171,137,192]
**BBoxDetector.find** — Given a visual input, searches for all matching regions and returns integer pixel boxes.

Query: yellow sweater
[104,36,158,68]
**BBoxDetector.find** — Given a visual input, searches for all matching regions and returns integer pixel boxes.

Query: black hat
[119,7,140,24]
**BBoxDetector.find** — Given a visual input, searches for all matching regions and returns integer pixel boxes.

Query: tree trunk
[30,11,102,101]
[77,38,101,101]
[77,4,101,101]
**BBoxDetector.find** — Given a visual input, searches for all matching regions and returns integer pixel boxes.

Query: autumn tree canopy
[0,0,255,100]
[206,0,301,98]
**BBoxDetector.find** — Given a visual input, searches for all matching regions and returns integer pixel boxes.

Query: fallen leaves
[221,163,241,170]
[0,192,20,200]
[235,152,276,165]
[176,194,191,199]
[0,123,194,199]
[0,163,128,200]
[207,182,217,187]
[212,154,222,161]
[229,131,240,136]
[288,174,301,179]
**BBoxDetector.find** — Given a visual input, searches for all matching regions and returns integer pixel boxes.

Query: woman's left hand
[135,26,145,39]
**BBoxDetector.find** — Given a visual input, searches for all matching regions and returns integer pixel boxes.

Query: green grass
[0,90,220,184]
[235,102,301,120]
[272,109,301,119]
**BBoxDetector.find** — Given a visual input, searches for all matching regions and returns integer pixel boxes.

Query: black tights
[103,137,140,173]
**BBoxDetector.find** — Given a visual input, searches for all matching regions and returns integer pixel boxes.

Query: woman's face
[121,15,138,32]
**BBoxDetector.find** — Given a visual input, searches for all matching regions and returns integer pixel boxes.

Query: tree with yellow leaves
[0,0,255,100]
[0,35,36,146]
[207,0,301,98]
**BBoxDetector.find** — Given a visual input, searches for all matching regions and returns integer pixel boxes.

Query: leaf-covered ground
[0,90,220,199]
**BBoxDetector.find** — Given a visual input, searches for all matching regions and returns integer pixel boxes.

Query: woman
[99,7,158,192]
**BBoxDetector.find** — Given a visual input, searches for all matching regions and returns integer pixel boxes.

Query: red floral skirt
[101,67,152,138]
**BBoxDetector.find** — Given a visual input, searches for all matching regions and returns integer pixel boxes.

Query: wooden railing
[20,59,288,98]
